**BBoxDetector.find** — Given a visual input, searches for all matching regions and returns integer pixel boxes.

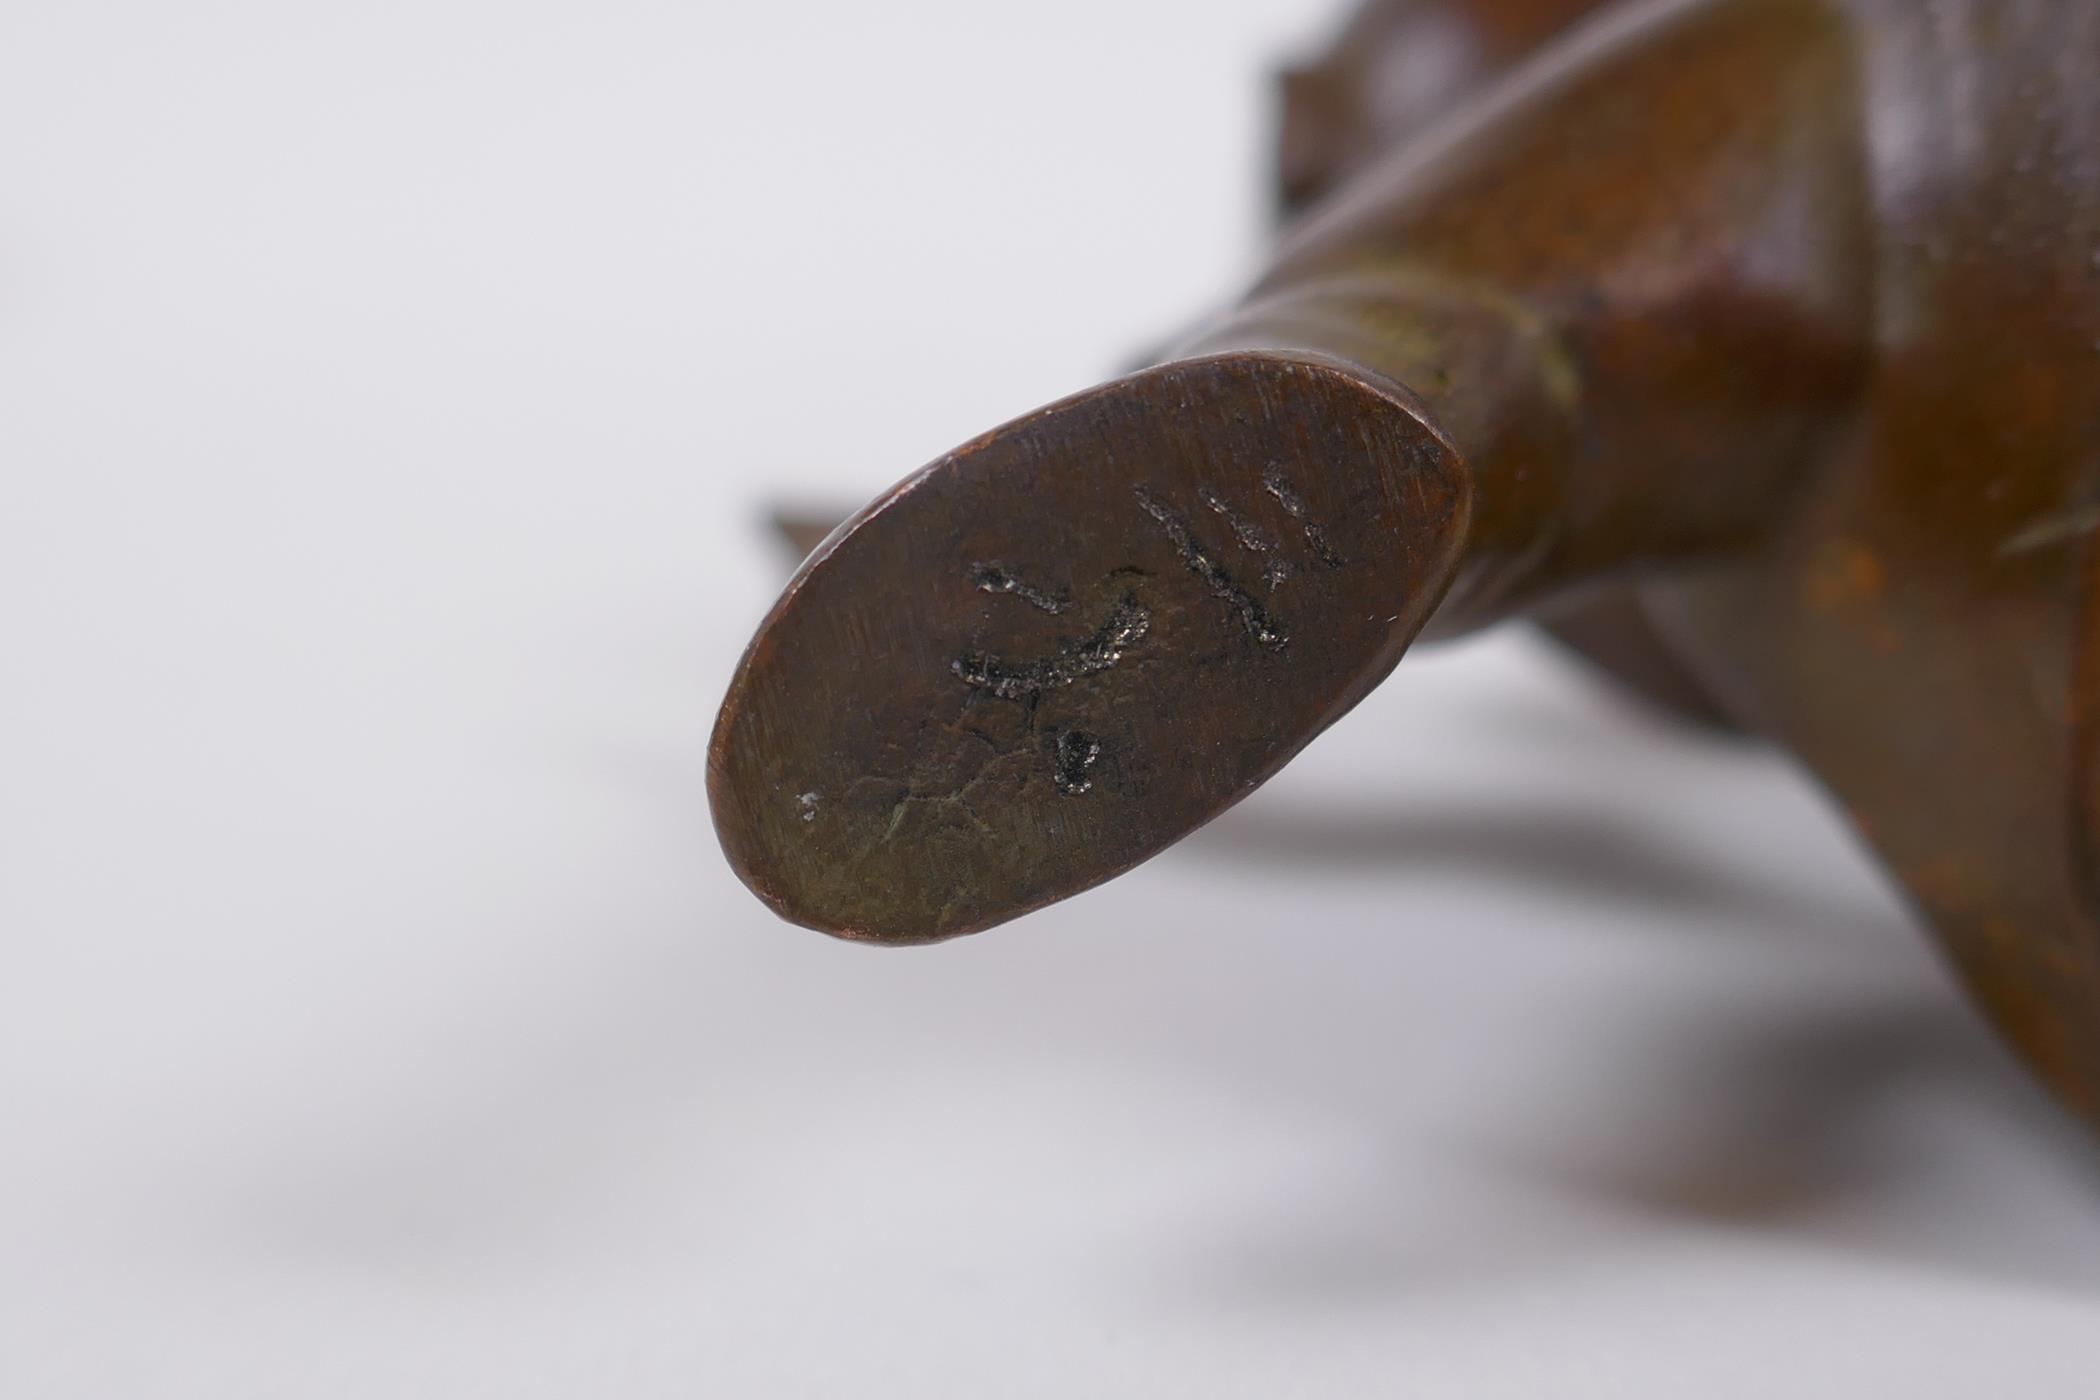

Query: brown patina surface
[713,0,2100,1132]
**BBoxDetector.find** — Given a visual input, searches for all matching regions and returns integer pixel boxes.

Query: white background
[6,1,2100,1394]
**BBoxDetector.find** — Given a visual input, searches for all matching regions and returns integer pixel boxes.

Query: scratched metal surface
[721,0,2100,1120]
[6,2,2100,1396]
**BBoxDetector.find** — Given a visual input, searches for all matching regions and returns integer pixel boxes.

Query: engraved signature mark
[952,593,1152,702]
[1262,466,1345,568]
[968,562,1069,614]
[1050,730,1102,795]
[1199,486,1293,590]
[1132,485,1290,648]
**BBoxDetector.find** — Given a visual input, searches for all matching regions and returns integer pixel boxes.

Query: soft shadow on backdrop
[5,2,2100,1396]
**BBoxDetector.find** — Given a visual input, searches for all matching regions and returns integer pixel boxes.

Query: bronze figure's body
[712,0,2100,1132]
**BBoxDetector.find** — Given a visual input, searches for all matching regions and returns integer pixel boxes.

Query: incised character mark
[1199,485,1278,553]
[951,565,1151,795]
[1262,466,1345,568]
[952,593,1152,703]
[968,562,1068,614]
[949,466,1340,791]
[1050,729,1102,796]
[1199,485,1293,590]
[1132,485,1290,649]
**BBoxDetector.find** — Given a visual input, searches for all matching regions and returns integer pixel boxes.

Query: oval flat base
[709,352,1471,942]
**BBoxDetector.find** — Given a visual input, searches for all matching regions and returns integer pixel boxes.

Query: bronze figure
[711,0,2100,1132]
